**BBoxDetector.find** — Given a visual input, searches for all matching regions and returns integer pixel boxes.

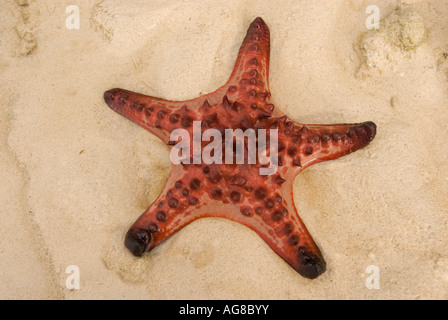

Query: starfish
[104,17,376,279]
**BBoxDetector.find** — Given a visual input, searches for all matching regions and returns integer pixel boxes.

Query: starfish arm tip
[125,228,153,257]
[364,121,377,143]
[104,88,120,107]
[296,247,327,279]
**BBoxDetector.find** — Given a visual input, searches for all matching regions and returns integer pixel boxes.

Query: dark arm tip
[296,247,327,279]
[125,228,153,257]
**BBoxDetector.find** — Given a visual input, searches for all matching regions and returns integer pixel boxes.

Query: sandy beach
[0,0,447,299]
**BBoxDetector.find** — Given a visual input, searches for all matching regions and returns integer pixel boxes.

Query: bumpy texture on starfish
[104,17,376,279]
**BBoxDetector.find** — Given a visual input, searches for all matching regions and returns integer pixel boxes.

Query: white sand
[0,0,447,299]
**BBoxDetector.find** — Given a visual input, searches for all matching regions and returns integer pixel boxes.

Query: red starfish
[104,17,376,279]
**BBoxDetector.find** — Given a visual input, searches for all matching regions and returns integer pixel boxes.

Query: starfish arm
[104,88,211,144]
[276,120,377,170]
[219,179,327,280]
[262,183,326,280]
[216,17,271,102]
[124,165,208,255]
[298,121,377,168]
